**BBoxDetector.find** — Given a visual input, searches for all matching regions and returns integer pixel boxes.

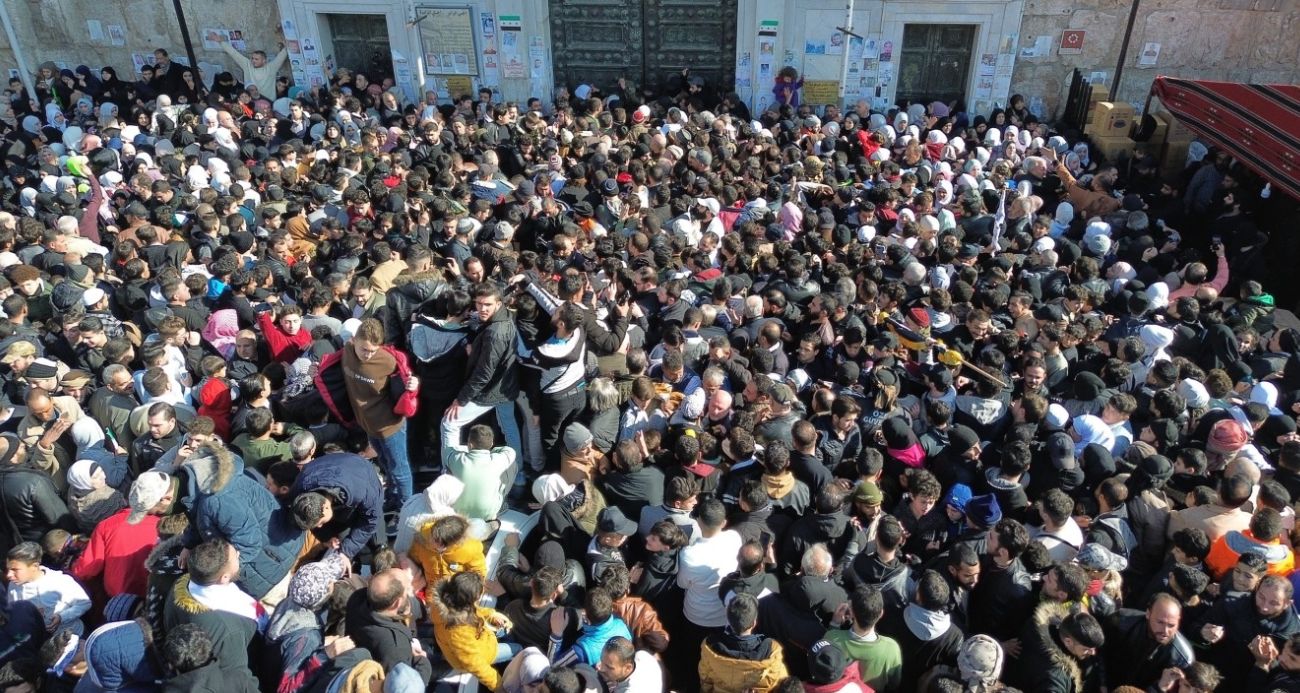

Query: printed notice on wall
[417,6,480,75]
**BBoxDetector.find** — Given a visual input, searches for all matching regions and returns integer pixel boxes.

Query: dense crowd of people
[0,33,1292,693]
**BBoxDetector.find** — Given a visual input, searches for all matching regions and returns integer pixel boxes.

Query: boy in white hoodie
[6,541,91,636]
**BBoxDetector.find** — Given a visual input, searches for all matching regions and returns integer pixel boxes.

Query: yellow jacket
[430,594,501,690]
[409,522,487,586]
[699,635,788,693]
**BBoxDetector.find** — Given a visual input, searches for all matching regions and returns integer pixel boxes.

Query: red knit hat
[908,307,931,328]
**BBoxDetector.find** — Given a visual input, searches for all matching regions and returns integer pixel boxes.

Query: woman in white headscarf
[71,418,130,492]
[44,103,67,132]
[1146,282,1170,312]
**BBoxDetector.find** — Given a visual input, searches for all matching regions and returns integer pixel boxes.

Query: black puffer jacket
[1005,601,1099,693]
[460,305,519,405]
[379,270,450,348]
[407,314,470,401]
[0,463,74,555]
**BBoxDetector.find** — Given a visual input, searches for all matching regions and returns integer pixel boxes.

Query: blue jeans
[370,422,413,507]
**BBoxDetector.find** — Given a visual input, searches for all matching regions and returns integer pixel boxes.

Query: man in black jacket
[1006,603,1105,693]
[440,283,522,462]
[1248,631,1300,693]
[777,483,861,579]
[0,432,73,557]
[878,569,964,686]
[1196,574,1300,682]
[1103,594,1195,690]
[345,568,434,685]
[969,518,1034,641]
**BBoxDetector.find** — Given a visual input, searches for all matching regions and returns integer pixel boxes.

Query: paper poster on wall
[999,34,1018,55]
[828,32,845,55]
[759,20,778,37]
[481,12,495,38]
[503,55,525,78]
[87,20,104,42]
[202,29,224,51]
[1020,35,1050,58]
[1089,71,1107,85]
[282,20,298,40]
[759,63,772,81]
[529,35,545,79]
[783,50,798,68]
[806,39,826,55]
[131,54,148,73]
[880,42,893,62]
[108,25,126,46]
[418,6,481,75]
[228,30,247,51]
[305,66,326,88]
[482,50,499,83]
[1029,96,1045,117]
[978,54,995,77]
[301,39,321,66]
[759,38,775,60]
[1138,42,1161,66]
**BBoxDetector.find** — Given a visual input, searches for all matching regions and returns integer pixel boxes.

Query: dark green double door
[549,0,737,96]
[896,24,976,106]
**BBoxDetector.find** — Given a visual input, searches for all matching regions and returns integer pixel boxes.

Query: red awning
[1152,76,1300,199]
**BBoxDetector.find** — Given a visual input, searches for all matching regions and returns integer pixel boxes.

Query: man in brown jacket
[343,318,418,507]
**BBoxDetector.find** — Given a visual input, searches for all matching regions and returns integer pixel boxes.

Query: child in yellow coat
[429,570,518,689]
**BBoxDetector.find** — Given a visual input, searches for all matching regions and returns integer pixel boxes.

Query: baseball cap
[696,198,721,216]
[127,471,172,524]
[596,507,638,536]
[0,341,35,364]
[807,641,848,685]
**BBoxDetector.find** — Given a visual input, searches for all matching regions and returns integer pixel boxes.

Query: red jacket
[258,311,313,364]
[198,377,233,441]
[71,508,159,598]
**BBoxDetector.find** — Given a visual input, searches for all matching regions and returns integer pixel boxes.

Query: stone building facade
[1,0,1298,120]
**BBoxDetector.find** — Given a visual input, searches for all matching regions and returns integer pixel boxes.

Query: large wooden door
[896,24,976,107]
[549,0,737,96]
[326,14,394,82]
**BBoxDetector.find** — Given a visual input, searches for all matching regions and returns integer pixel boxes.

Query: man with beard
[346,567,435,684]
[1103,594,1195,690]
[1197,574,1300,681]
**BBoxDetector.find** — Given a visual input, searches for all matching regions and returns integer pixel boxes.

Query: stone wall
[1012,0,1300,119]
[0,0,283,92]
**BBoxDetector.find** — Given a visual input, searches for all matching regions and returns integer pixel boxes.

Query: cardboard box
[1161,139,1192,176]
[1085,84,1109,124]
[1090,135,1136,162]
[1086,102,1136,137]
[1156,108,1195,141]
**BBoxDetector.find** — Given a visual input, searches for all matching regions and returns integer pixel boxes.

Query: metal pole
[170,0,207,97]
[837,0,857,103]
[1112,0,1144,99]
[0,0,35,104]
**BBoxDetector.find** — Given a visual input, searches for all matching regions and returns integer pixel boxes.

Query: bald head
[367,568,407,612]
[1195,286,1219,304]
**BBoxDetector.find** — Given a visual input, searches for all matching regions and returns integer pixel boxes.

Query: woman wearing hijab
[266,559,352,693]
[73,66,101,101]
[70,418,129,493]
[173,67,201,104]
[1200,322,1240,372]
[881,416,925,470]
[65,459,126,534]
[97,67,131,108]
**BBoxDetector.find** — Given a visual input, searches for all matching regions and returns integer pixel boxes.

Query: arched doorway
[549,0,738,98]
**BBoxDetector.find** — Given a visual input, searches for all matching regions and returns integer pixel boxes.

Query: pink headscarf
[380,127,402,153]
[779,201,803,237]
[201,309,240,359]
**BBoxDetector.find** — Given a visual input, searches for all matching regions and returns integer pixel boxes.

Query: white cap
[81,287,106,307]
